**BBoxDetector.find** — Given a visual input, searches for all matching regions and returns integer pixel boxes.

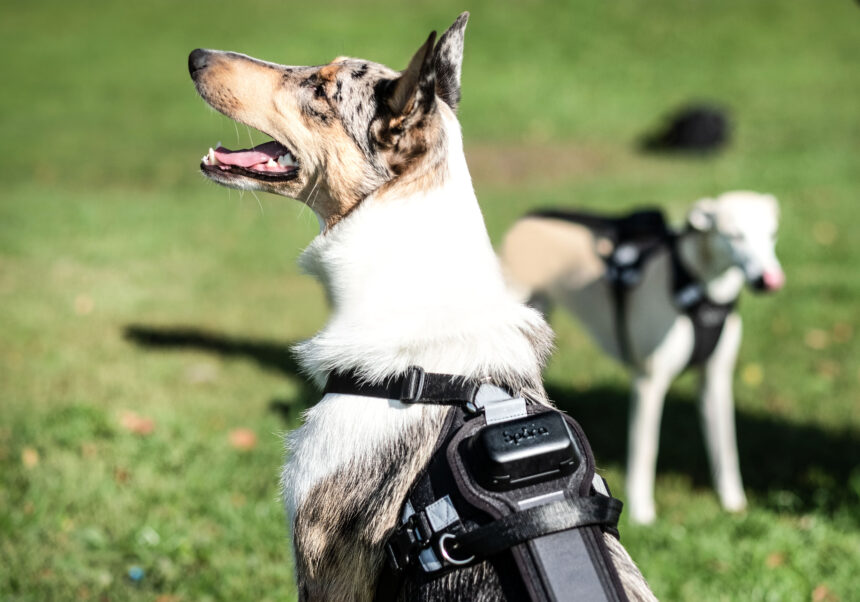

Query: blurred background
[1,1,858,600]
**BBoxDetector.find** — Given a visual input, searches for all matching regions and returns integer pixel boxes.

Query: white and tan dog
[189,13,654,602]
[501,192,784,524]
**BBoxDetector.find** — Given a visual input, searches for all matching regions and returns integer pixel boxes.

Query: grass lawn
[1,1,858,600]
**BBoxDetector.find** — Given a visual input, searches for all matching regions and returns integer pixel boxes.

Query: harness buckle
[675,283,702,309]
[400,366,426,403]
[384,513,429,571]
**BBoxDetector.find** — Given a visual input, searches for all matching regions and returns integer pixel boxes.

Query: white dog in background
[501,191,784,524]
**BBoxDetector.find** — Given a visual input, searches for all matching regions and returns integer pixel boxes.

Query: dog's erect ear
[387,32,437,119]
[433,12,469,112]
[687,199,717,231]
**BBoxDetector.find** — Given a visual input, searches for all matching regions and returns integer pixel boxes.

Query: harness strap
[669,231,737,366]
[324,366,483,408]
[611,277,634,365]
[449,494,622,560]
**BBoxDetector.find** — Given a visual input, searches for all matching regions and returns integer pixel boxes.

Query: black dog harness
[325,367,629,602]
[529,208,736,367]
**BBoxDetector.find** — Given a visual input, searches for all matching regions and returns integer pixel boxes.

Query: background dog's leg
[699,313,747,513]
[627,371,671,524]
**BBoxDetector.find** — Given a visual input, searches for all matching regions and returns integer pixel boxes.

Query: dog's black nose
[188,48,209,76]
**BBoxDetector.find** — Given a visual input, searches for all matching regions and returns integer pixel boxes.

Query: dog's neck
[294,112,551,390]
[677,229,745,304]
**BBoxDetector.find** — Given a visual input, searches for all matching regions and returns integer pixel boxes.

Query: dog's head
[686,191,785,292]
[188,13,469,229]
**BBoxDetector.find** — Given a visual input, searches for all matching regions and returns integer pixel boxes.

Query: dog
[189,12,655,602]
[500,191,784,524]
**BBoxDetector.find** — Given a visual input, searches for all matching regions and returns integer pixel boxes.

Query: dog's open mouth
[200,140,300,182]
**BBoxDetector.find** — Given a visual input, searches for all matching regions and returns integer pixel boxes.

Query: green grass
[2,1,859,600]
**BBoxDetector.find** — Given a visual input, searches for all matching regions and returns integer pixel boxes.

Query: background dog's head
[189,13,469,229]
[686,191,785,292]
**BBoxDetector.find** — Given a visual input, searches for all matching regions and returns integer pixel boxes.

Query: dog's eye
[314,84,327,99]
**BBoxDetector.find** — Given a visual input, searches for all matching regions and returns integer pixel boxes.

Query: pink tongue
[214,141,287,167]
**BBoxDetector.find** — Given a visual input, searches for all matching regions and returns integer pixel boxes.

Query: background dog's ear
[433,12,469,112]
[765,193,780,220]
[687,199,717,231]
[387,32,437,120]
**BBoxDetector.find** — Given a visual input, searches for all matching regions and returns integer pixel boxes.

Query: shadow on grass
[123,324,317,419]
[548,382,860,517]
[122,325,859,517]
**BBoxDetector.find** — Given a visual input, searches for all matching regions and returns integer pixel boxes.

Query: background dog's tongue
[214,141,284,167]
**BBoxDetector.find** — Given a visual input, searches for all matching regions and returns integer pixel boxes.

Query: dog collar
[325,366,493,412]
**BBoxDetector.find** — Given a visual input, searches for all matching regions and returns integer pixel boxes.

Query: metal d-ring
[437,533,475,566]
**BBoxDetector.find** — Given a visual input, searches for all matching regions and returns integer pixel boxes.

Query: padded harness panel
[348,369,629,602]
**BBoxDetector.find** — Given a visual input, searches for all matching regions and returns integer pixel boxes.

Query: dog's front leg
[699,312,747,513]
[626,371,672,524]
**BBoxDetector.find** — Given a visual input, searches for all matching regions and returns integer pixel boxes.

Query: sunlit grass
[1,1,858,600]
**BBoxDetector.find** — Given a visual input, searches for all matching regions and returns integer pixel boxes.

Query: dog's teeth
[202,154,209,165]
[266,158,278,168]
[216,141,222,149]
[205,147,219,165]
[277,154,297,167]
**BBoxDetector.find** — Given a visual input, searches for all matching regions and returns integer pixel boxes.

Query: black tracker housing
[467,411,579,490]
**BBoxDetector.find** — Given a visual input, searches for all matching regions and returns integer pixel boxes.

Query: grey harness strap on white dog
[528,208,736,367]
[324,367,629,602]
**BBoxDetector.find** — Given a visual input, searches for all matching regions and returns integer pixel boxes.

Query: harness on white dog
[529,209,736,367]
[325,367,629,602]
[670,245,737,366]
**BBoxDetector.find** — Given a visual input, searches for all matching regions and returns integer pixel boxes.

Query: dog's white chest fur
[283,112,549,530]
[282,393,437,522]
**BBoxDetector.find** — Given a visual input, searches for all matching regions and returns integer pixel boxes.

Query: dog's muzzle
[750,269,785,293]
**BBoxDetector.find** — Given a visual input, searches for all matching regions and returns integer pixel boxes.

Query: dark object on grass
[640,104,730,153]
